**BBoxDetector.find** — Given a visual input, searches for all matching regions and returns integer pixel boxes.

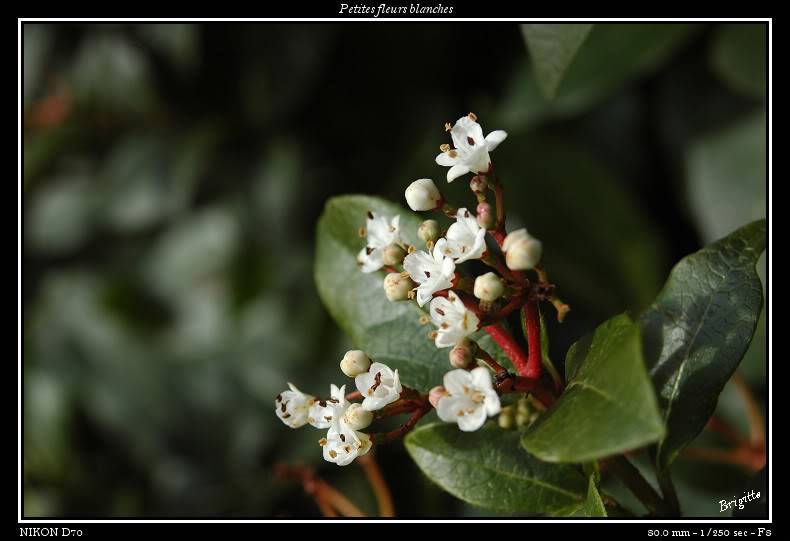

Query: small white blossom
[429,292,480,348]
[436,367,501,432]
[405,178,442,211]
[355,362,402,411]
[403,238,456,307]
[307,384,348,429]
[443,207,487,263]
[502,228,543,270]
[435,115,508,182]
[320,416,372,466]
[275,383,316,428]
[357,212,402,273]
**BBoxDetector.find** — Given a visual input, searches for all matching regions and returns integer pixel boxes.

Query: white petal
[358,247,384,273]
[429,297,453,324]
[362,396,388,411]
[416,286,434,307]
[355,372,376,395]
[485,130,508,152]
[443,368,471,396]
[435,152,458,167]
[457,406,487,432]
[403,250,433,283]
[484,390,501,417]
[470,367,493,391]
[447,164,470,183]
[435,328,460,348]
[436,395,461,423]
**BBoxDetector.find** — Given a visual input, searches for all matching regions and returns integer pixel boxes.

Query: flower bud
[340,350,371,378]
[476,202,495,229]
[450,342,474,368]
[382,243,406,266]
[469,175,488,194]
[473,272,504,302]
[383,272,416,302]
[418,219,440,245]
[498,406,515,430]
[502,228,543,270]
[343,403,374,430]
[405,179,442,211]
[428,385,448,408]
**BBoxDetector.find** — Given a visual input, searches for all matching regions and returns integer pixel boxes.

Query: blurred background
[22,22,767,517]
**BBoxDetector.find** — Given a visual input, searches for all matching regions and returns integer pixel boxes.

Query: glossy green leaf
[522,314,664,462]
[711,24,766,100]
[641,220,766,469]
[521,24,593,98]
[405,423,587,515]
[315,195,509,391]
[584,476,607,517]
[505,24,696,131]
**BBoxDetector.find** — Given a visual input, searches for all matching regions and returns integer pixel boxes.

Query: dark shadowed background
[22,22,767,517]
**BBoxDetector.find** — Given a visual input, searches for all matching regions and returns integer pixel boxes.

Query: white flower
[435,114,508,182]
[502,228,543,270]
[429,292,480,348]
[403,238,456,306]
[405,178,442,211]
[444,207,487,263]
[307,384,349,429]
[275,383,316,428]
[357,212,402,273]
[355,362,402,411]
[436,367,501,432]
[320,416,372,466]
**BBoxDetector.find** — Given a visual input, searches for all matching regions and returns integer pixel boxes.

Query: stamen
[427,331,438,340]
[448,150,458,158]
[435,308,445,316]
[419,314,430,325]
[457,410,465,417]
[440,323,449,329]
[329,450,337,458]
[275,394,282,402]
[319,438,328,446]
[444,122,452,132]
[340,434,346,442]
[366,246,374,255]
[467,136,475,146]
[370,372,383,392]
[358,227,366,238]
[367,211,374,220]
[468,112,478,121]
[440,143,450,153]
[425,271,431,278]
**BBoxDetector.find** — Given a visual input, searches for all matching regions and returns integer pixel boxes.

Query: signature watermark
[719,489,761,513]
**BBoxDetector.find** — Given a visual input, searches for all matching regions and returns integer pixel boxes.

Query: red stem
[522,300,542,379]
[484,323,530,377]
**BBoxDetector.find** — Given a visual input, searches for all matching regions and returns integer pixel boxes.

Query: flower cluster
[276,113,559,463]
[275,350,402,466]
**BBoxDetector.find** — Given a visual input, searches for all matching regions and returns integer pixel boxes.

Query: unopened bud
[476,202,494,229]
[515,411,531,427]
[340,350,371,378]
[428,385,448,408]
[498,405,515,430]
[502,228,543,271]
[474,272,505,302]
[418,219,440,245]
[405,178,442,211]
[383,272,415,302]
[343,403,374,430]
[469,175,488,194]
[449,338,475,369]
[382,243,406,266]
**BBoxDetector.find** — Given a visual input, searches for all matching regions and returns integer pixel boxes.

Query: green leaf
[711,24,766,100]
[522,314,664,462]
[505,24,697,131]
[499,137,669,315]
[405,423,587,515]
[521,24,594,98]
[315,195,509,391]
[641,219,766,469]
[584,476,608,517]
